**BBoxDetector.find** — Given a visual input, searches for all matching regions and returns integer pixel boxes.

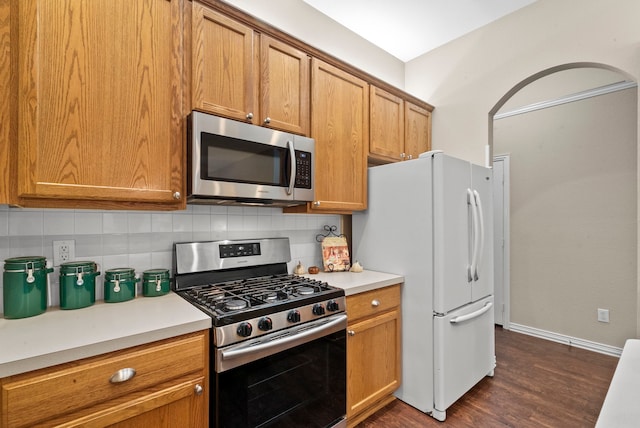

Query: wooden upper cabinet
[0,0,12,204]
[191,3,310,135]
[15,0,185,209]
[369,86,404,161]
[287,58,368,213]
[405,101,432,160]
[191,3,257,123]
[259,35,310,135]
[369,85,432,164]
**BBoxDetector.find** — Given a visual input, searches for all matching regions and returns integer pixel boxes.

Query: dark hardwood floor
[358,326,619,428]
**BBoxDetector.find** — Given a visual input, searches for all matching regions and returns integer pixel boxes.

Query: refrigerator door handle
[473,189,485,281]
[449,302,493,324]
[467,188,479,282]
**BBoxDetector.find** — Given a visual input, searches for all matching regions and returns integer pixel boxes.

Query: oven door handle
[218,314,347,372]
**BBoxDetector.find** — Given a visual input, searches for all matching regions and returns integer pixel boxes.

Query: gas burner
[265,292,278,301]
[225,299,248,311]
[297,286,315,295]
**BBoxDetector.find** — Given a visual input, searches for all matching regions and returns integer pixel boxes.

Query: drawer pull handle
[348,330,355,336]
[109,368,136,384]
[371,299,380,307]
[195,384,204,395]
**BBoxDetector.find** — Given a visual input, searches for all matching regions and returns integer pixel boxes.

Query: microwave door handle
[287,140,296,196]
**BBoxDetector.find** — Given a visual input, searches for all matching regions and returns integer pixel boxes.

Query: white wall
[494,87,637,348]
[405,0,640,165]
[220,0,405,88]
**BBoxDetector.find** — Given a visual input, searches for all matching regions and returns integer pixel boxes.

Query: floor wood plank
[357,326,618,427]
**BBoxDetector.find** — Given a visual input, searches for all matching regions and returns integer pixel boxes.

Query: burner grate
[182,274,334,317]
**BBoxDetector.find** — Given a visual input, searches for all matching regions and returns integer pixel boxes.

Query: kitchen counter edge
[0,292,211,378]
[301,270,404,296]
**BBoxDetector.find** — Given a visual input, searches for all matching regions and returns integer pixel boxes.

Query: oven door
[214,314,347,428]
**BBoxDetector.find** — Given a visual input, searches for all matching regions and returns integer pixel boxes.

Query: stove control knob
[237,322,253,337]
[287,310,301,323]
[258,317,273,331]
[312,304,326,316]
[326,300,340,312]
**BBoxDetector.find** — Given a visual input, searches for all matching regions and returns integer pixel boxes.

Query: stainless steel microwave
[187,111,315,207]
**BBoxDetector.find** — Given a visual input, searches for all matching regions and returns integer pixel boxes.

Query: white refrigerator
[352,151,495,421]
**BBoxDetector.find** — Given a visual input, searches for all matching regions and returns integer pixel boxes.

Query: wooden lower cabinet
[346,284,401,427]
[0,330,209,428]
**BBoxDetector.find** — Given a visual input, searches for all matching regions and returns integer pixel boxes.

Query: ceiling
[301,0,537,62]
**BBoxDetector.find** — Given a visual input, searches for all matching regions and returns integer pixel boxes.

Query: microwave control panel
[295,151,312,189]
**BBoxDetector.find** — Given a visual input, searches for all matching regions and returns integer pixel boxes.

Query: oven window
[214,330,346,428]
[201,132,290,187]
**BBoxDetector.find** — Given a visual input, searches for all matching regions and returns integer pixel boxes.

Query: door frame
[493,155,511,328]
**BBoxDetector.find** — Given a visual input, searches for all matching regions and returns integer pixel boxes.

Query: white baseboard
[508,323,622,357]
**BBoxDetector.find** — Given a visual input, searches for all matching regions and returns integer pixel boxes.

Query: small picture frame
[321,236,351,272]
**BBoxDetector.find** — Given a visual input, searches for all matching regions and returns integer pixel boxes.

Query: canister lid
[105,267,136,280]
[4,256,47,271]
[142,268,170,280]
[60,261,97,274]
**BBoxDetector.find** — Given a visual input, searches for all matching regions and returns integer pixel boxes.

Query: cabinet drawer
[1,331,207,428]
[346,284,401,322]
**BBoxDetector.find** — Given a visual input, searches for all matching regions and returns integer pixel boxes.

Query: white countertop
[596,339,639,427]
[301,269,404,296]
[0,292,211,378]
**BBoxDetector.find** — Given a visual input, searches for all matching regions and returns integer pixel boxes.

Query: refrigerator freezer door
[433,295,495,421]
[471,164,494,302]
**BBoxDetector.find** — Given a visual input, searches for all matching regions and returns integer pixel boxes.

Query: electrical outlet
[597,308,610,323]
[53,240,75,266]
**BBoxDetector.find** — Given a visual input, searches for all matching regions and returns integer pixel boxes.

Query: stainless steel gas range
[173,237,347,428]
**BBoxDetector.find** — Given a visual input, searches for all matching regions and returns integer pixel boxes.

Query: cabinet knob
[246,112,254,120]
[400,153,406,160]
[173,191,181,200]
[348,330,355,336]
[263,117,271,124]
[194,384,204,396]
[313,201,320,207]
[109,368,136,384]
[408,154,413,160]
[371,299,380,307]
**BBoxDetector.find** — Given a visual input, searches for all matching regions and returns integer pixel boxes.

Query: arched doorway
[490,64,637,351]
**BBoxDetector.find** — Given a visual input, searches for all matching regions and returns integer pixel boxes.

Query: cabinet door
[260,35,310,135]
[308,58,368,212]
[0,0,11,204]
[405,101,432,159]
[191,3,257,123]
[94,377,206,428]
[369,85,404,161]
[16,0,184,209]
[347,309,401,419]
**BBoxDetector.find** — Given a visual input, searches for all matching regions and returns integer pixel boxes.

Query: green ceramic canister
[142,269,170,297]
[3,256,53,319]
[104,268,138,303]
[59,261,100,310]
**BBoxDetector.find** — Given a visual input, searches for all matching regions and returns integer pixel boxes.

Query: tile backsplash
[0,204,342,314]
